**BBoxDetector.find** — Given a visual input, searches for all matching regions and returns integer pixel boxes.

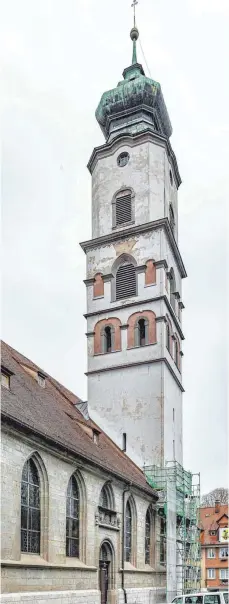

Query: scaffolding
[144,461,201,601]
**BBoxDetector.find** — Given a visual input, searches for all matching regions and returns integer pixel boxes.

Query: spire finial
[131,0,138,27]
[130,0,139,64]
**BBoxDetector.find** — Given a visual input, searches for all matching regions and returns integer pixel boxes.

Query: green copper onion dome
[95,28,172,142]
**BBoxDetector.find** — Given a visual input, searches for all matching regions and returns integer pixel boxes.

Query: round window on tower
[169,169,173,186]
[117,152,130,168]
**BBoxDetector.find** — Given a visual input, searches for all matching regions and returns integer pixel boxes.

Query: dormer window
[92,429,100,445]
[37,371,46,388]
[1,365,13,389]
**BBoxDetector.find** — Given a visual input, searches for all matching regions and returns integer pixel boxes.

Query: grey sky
[1,0,228,494]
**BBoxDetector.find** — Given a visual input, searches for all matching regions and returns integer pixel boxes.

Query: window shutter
[116,193,132,225]
[116,263,136,300]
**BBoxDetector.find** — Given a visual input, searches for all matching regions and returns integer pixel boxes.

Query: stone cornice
[86,357,184,392]
[87,128,182,189]
[154,260,168,270]
[84,294,185,340]
[80,218,187,279]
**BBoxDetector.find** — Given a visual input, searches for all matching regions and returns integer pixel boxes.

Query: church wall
[0,591,100,604]
[1,430,165,597]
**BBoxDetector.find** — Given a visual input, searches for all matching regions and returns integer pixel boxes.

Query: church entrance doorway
[99,541,114,604]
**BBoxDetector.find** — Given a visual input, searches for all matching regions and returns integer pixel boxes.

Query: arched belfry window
[166,323,170,352]
[170,268,176,311]
[125,500,132,562]
[21,458,40,553]
[66,475,80,557]
[101,324,115,353]
[116,262,136,300]
[169,204,175,234]
[134,317,149,347]
[104,326,112,353]
[112,189,133,227]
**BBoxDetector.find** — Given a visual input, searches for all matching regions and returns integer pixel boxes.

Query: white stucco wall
[163,364,183,465]
[91,137,178,241]
[88,361,166,468]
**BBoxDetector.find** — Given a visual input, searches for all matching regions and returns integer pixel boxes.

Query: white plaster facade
[84,130,185,471]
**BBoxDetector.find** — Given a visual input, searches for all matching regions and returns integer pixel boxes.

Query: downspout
[122,483,132,604]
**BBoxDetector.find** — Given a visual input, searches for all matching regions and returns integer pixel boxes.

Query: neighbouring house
[199,500,228,591]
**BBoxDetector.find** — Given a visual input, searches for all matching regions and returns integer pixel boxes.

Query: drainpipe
[122,483,132,604]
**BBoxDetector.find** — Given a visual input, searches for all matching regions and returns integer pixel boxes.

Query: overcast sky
[1,0,228,495]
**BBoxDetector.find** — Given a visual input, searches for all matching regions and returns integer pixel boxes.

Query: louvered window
[116,263,136,300]
[116,193,132,226]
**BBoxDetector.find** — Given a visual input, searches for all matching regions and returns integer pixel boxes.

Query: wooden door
[99,561,109,604]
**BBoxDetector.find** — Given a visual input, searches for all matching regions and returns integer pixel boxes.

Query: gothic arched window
[116,262,136,300]
[125,501,132,562]
[99,485,109,509]
[66,475,80,557]
[145,509,151,564]
[21,458,40,554]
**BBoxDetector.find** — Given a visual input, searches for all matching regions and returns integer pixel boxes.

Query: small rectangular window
[220,547,228,558]
[1,365,13,389]
[207,548,216,558]
[37,373,45,388]
[122,433,126,452]
[1,373,10,389]
[207,568,216,579]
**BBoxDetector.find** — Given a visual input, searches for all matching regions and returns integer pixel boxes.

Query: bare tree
[201,488,229,507]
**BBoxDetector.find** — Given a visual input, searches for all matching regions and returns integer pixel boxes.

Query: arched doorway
[99,541,114,604]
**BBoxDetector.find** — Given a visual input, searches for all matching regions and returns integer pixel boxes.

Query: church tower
[81,22,186,470]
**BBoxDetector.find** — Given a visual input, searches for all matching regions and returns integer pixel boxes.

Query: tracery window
[21,458,40,553]
[125,500,132,562]
[66,475,80,557]
[99,485,109,509]
[145,509,151,564]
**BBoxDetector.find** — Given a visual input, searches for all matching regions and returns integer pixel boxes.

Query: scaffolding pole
[144,461,201,601]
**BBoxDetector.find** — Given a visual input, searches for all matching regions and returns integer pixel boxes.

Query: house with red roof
[199,501,228,591]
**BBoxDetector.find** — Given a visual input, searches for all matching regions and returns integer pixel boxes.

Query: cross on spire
[131,0,138,27]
